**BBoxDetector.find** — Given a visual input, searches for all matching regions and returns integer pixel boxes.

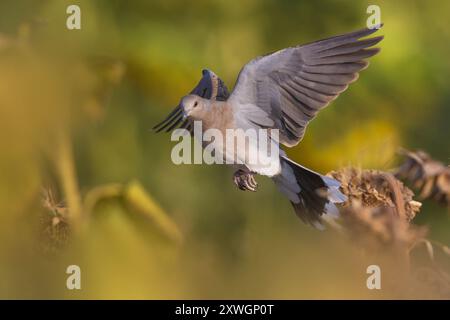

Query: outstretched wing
[153,69,230,133]
[229,25,383,147]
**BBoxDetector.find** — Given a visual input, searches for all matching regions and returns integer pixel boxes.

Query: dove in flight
[154,26,383,228]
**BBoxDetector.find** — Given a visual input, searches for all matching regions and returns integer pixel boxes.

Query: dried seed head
[328,167,426,251]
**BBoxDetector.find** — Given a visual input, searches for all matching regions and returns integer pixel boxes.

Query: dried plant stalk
[54,132,83,230]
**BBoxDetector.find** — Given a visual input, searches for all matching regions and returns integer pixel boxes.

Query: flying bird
[154,26,383,228]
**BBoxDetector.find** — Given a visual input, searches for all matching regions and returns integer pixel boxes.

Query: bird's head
[180,94,208,120]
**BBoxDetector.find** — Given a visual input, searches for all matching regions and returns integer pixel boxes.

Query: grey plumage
[154,25,383,228]
[153,69,230,133]
[230,25,383,146]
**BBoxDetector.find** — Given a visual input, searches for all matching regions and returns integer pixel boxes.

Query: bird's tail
[272,156,347,229]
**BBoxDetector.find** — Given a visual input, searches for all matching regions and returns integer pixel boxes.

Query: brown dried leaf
[395,149,450,206]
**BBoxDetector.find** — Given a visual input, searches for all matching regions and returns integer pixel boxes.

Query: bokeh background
[0,0,449,299]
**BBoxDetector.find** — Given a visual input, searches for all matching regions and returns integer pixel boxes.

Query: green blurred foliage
[0,0,448,299]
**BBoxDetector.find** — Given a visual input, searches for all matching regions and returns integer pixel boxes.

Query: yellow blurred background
[0,0,449,299]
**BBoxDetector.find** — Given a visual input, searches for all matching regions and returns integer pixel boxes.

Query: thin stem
[55,131,82,231]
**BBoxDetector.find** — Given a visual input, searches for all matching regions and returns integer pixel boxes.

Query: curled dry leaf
[395,149,450,206]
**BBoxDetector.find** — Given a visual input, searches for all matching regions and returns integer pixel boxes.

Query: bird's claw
[233,170,258,192]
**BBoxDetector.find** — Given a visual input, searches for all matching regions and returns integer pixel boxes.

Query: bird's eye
[193,101,198,108]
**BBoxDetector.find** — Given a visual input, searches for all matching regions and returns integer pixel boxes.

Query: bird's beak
[181,105,189,120]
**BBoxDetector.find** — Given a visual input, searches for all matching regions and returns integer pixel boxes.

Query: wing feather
[229,25,383,146]
[153,69,230,134]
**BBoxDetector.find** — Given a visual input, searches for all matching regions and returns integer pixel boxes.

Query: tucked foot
[233,170,258,192]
